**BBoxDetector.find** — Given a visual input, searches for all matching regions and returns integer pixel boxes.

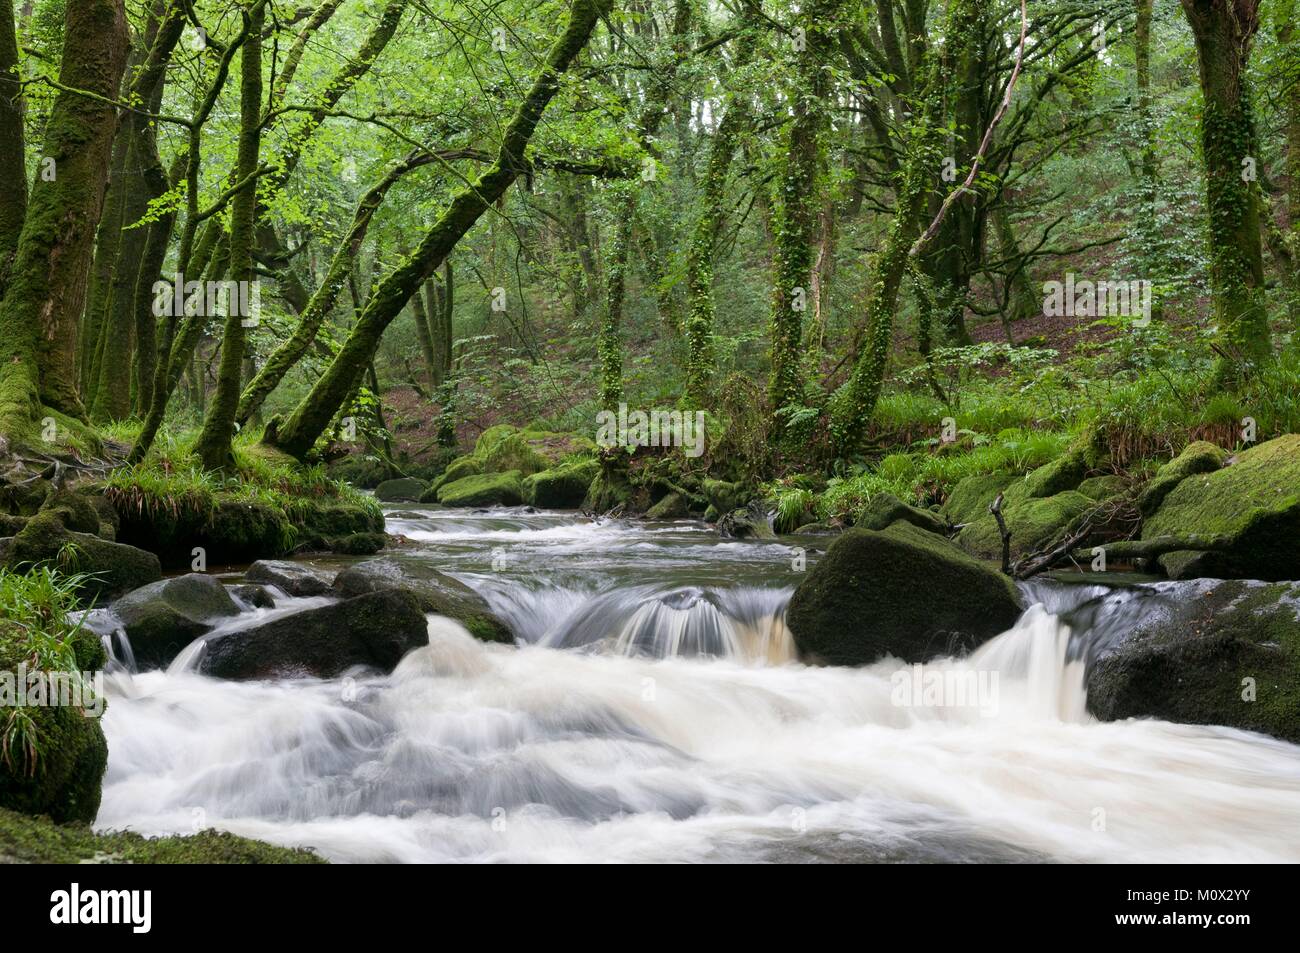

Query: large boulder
[332,558,513,644]
[1086,579,1300,743]
[0,620,108,824]
[110,573,242,668]
[197,589,429,680]
[436,470,524,507]
[3,512,160,600]
[523,458,598,509]
[245,559,333,596]
[374,477,427,502]
[1140,434,1300,580]
[786,521,1023,665]
[1136,440,1229,515]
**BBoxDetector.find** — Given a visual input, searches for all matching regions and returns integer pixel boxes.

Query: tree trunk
[265,0,611,460]
[196,0,265,471]
[0,0,26,295]
[769,0,837,432]
[1180,0,1270,384]
[0,0,129,437]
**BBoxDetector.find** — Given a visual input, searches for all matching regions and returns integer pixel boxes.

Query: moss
[1136,440,1229,515]
[940,471,1016,526]
[0,622,107,824]
[646,492,690,519]
[330,532,386,555]
[958,483,1093,562]
[436,470,524,507]
[1141,434,1300,579]
[854,493,948,534]
[702,478,748,514]
[1087,580,1300,743]
[421,454,482,501]
[583,465,633,513]
[786,521,1022,665]
[1076,475,1127,501]
[6,512,161,600]
[523,458,598,508]
[0,807,325,863]
[1022,450,1088,498]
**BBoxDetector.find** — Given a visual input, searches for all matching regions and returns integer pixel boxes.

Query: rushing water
[94,508,1300,863]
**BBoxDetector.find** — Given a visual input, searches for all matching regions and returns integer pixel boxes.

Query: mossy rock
[1136,440,1229,516]
[646,492,690,520]
[298,501,383,539]
[205,500,295,563]
[0,806,324,863]
[718,502,774,539]
[373,477,428,502]
[332,558,513,644]
[523,458,598,509]
[702,479,748,515]
[474,425,593,476]
[957,481,1094,563]
[39,489,101,535]
[423,454,483,500]
[5,512,161,600]
[109,573,241,669]
[1140,434,1300,580]
[1076,475,1127,501]
[786,521,1023,666]
[329,531,386,555]
[1022,450,1088,498]
[0,624,108,824]
[583,465,633,514]
[855,493,948,534]
[437,470,524,507]
[1086,579,1300,743]
[0,513,27,535]
[941,471,1017,526]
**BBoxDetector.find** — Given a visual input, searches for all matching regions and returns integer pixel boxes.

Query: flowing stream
[94,508,1300,863]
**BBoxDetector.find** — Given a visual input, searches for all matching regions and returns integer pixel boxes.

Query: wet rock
[718,502,774,539]
[110,573,242,669]
[228,583,276,609]
[374,477,428,502]
[332,557,513,644]
[1136,440,1228,516]
[1086,579,1300,743]
[245,559,332,596]
[198,589,429,680]
[786,521,1023,666]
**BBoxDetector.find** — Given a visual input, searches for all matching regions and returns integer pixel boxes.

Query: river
[93,508,1300,863]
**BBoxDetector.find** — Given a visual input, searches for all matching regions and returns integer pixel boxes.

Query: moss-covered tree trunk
[683,0,759,406]
[265,0,611,460]
[0,0,129,438]
[769,0,837,433]
[1180,0,1270,384]
[0,0,26,296]
[597,0,691,410]
[828,1,965,457]
[1275,0,1300,328]
[195,0,265,471]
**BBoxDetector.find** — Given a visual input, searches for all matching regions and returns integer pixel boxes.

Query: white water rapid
[93,509,1300,863]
